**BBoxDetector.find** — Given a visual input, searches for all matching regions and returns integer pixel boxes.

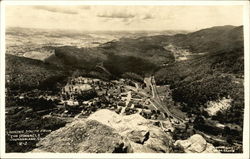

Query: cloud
[7,5,243,31]
[34,6,78,14]
[97,12,135,19]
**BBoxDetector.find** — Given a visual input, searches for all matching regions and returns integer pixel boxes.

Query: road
[146,76,186,124]
[124,76,185,124]
[120,91,131,115]
[96,62,111,75]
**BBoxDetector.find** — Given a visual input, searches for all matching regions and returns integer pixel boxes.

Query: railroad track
[150,76,186,124]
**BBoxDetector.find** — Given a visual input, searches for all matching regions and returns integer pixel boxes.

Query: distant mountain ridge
[42,25,243,74]
[174,25,243,53]
[6,25,244,92]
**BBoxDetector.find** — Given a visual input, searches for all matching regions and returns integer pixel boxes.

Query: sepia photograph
[0,1,249,159]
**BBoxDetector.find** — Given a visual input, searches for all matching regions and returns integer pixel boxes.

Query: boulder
[88,109,174,153]
[33,120,131,153]
[174,134,220,153]
[127,130,150,144]
[33,109,174,153]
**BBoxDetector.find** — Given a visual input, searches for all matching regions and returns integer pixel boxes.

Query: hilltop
[44,26,243,71]
[33,109,219,153]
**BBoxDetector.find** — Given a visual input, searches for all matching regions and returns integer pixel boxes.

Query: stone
[33,120,131,153]
[174,134,220,153]
[33,109,174,153]
[127,130,150,144]
[87,109,174,153]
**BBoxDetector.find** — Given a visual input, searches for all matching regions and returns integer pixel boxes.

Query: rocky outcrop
[33,109,174,153]
[32,120,131,153]
[174,134,220,153]
[205,97,232,116]
[32,110,219,153]
[88,109,173,153]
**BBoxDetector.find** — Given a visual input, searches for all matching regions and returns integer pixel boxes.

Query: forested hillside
[155,26,244,127]
[6,54,69,92]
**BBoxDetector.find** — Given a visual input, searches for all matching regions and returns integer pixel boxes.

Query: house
[82,101,89,105]
[118,101,126,107]
[65,99,79,107]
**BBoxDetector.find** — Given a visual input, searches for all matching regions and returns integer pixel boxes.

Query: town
[57,75,181,124]
[6,75,180,122]
[6,73,242,153]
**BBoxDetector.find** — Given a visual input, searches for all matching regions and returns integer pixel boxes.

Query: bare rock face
[174,134,220,153]
[127,130,150,144]
[32,120,131,153]
[88,109,173,153]
[33,109,174,153]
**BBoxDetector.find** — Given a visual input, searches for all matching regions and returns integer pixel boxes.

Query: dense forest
[155,26,244,128]
[6,54,69,93]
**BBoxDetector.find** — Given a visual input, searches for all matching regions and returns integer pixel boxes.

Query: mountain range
[6,25,244,126]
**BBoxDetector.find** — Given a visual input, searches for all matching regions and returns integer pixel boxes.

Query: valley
[5,25,244,153]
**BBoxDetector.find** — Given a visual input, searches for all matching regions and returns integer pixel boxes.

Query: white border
[243,1,250,157]
[0,0,6,158]
[1,0,250,5]
[0,1,249,159]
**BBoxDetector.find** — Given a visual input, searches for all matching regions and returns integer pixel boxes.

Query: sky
[5,5,243,31]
